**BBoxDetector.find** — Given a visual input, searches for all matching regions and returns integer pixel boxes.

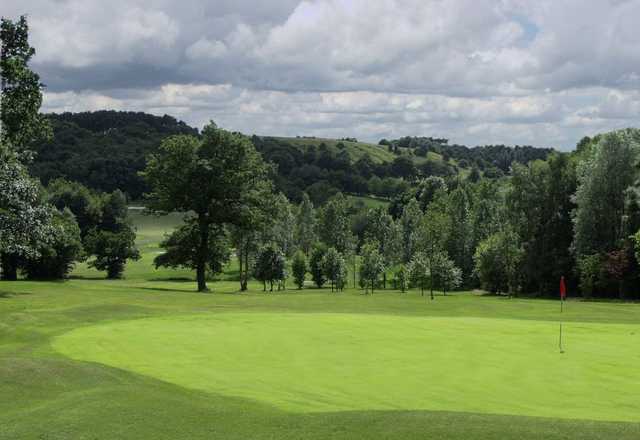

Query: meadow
[2,211,640,439]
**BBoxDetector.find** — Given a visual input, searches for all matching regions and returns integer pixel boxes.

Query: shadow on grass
[0,290,34,299]
[148,277,194,282]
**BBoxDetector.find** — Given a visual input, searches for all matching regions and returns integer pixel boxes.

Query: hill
[29,111,555,204]
[29,111,198,199]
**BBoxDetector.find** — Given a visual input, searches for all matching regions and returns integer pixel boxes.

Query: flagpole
[559,323,564,353]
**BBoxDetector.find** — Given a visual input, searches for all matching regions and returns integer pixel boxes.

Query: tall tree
[143,123,269,291]
[574,130,640,258]
[359,241,385,294]
[295,193,317,255]
[473,227,523,296]
[399,198,422,263]
[291,250,307,289]
[507,155,576,294]
[0,16,50,151]
[364,207,400,288]
[0,16,53,279]
[0,157,52,279]
[322,247,347,292]
[318,192,354,255]
[446,186,473,283]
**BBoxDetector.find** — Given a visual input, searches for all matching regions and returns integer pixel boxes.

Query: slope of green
[273,137,401,164]
[2,213,640,439]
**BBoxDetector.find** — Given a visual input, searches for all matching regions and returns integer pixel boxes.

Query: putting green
[53,312,640,421]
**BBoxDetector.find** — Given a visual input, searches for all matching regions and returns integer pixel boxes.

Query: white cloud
[5,0,640,149]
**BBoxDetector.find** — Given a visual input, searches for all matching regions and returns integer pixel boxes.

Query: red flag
[560,276,566,300]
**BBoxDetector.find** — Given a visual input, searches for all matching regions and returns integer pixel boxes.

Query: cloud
[4,0,640,149]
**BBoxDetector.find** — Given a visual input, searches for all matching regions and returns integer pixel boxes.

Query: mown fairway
[2,212,640,439]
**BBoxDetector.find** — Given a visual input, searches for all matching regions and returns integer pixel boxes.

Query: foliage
[154,220,230,278]
[576,254,602,299]
[0,15,51,152]
[253,246,287,291]
[309,243,327,288]
[291,250,307,289]
[573,130,640,257]
[359,241,385,294]
[399,198,422,263]
[395,264,407,292]
[85,227,140,279]
[321,247,347,292]
[20,207,84,279]
[0,156,52,279]
[294,193,317,255]
[473,228,523,295]
[29,111,197,198]
[318,193,355,255]
[507,155,576,294]
[407,252,430,296]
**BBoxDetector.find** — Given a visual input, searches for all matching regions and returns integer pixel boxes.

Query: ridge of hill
[29,111,555,203]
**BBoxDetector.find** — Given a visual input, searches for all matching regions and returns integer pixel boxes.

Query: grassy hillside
[272,136,444,165]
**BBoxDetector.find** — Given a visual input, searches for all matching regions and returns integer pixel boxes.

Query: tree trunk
[383,272,386,289]
[196,216,209,292]
[0,253,18,281]
[241,241,249,291]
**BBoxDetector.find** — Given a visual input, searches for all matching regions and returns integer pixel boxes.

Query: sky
[4,0,640,150]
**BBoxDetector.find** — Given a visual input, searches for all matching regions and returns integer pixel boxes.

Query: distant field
[2,213,640,439]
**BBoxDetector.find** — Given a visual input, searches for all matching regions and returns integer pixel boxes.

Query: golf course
[2,212,640,440]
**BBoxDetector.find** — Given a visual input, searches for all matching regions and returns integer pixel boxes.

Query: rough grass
[2,213,640,439]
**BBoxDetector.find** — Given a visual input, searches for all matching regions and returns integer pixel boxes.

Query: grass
[2,212,640,439]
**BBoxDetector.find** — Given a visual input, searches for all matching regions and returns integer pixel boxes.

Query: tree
[295,193,317,255]
[253,246,286,292]
[412,201,450,299]
[318,192,354,254]
[507,155,576,294]
[364,207,400,288]
[82,190,140,279]
[1,16,51,151]
[291,250,307,289]
[322,247,347,292]
[0,16,53,279]
[359,241,385,294]
[407,252,430,297]
[416,176,447,211]
[395,264,408,293]
[20,207,84,279]
[439,256,462,295]
[84,227,140,279]
[574,130,640,258]
[446,186,473,283]
[0,157,52,280]
[309,243,327,288]
[143,123,269,291]
[399,198,422,263]
[231,181,278,291]
[576,254,601,299]
[154,220,231,279]
[473,227,523,296]
[269,193,297,258]
[46,179,102,239]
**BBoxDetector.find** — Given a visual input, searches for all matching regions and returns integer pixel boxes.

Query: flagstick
[559,323,564,353]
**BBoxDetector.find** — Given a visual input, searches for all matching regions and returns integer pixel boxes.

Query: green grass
[2,213,640,439]
[347,194,390,209]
